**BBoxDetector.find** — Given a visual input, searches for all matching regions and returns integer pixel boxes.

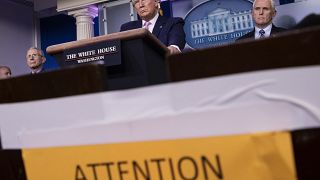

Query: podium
[47,28,169,90]
[0,29,169,103]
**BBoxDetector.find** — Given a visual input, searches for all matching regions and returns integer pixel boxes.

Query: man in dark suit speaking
[237,0,286,41]
[120,0,186,54]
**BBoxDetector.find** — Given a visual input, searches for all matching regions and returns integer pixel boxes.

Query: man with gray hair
[26,47,46,74]
[237,0,286,41]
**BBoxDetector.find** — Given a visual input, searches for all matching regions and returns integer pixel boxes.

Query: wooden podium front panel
[0,64,106,103]
[47,29,169,91]
[105,38,168,90]
[167,26,320,82]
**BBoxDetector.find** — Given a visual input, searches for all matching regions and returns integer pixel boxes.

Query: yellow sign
[23,132,297,180]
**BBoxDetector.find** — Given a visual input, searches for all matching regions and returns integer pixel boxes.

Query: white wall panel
[57,0,109,11]
[33,0,57,11]
[0,1,35,76]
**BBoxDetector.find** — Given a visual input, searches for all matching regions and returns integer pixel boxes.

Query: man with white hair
[120,0,186,54]
[26,47,46,74]
[237,0,286,40]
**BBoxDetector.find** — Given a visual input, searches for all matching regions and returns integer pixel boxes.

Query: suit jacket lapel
[152,16,167,38]
[270,24,282,34]
[135,20,142,29]
[246,29,255,39]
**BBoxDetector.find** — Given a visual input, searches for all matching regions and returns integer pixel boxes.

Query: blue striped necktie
[259,29,265,38]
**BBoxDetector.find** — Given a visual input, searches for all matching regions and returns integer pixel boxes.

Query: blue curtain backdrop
[40,14,99,70]
[279,0,294,5]
[161,1,172,17]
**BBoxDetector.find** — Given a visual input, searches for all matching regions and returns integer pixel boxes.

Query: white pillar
[68,6,98,40]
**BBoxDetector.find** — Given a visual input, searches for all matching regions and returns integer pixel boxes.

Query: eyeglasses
[26,54,42,59]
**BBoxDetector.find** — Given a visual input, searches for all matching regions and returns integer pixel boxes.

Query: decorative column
[68,6,98,40]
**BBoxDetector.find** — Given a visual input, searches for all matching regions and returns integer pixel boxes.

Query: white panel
[274,0,320,28]
[0,1,35,76]
[1,66,320,148]
[100,0,134,34]
[33,0,57,11]
[57,0,110,11]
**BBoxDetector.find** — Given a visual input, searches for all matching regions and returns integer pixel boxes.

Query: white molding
[57,0,110,12]
[102,0,130,8]
[68,5,98,18]
[68,5,99,40]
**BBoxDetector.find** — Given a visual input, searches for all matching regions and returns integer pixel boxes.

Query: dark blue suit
[31,67,47,74]
[236,24,287,41]
[120,16,186,50]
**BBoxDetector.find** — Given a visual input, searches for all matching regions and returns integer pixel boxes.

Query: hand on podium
[167,45,181,55]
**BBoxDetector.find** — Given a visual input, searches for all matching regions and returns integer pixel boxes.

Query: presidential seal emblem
[184,0,254,49]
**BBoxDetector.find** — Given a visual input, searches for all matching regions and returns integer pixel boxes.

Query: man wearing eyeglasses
[26,47,46,74]
[120,0,186,54]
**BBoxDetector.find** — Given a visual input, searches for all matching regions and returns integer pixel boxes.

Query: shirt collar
[142,13,159,28]
[31,66,43,74]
